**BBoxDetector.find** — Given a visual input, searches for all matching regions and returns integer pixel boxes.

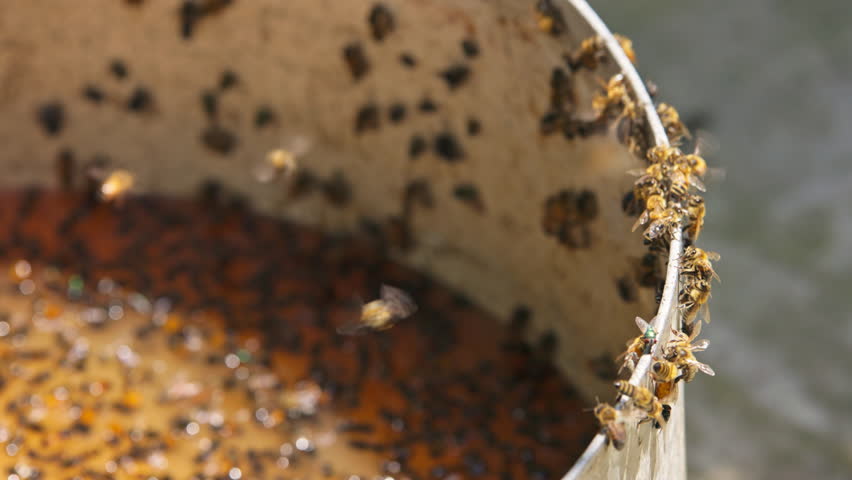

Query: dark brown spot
[576,189,598,221]
[219,69,239,90]
[383,216,412,250]
[343,43,370,80]
[434,132,464,162]
[388,103,406,123]
[56,149,75,191]
[615,276,638,303]
[289,170,318,199]
[126,87,153,112]
[399,52,417,68]
[355,103,380,133]
[82,85,105,104]
[200,90,218,118]
[453,183,484,213]
[466,117,481,136]
[36,102,65,136]
[254,105,276,128]
[322,171,352,207]
[509,305,531,332]
[549,67,574,110]
[540,110,563,135]
[200,124,237,154]
[535,0,567,36]
[439,64,471,90]
[109,59,128,80]
[461,38,480,58]
[621,191,642,217]
[403,179,434,214]
[179,0,233,39]
[409,135,427,159]
[368,4,395,42]
[418,97,438,113]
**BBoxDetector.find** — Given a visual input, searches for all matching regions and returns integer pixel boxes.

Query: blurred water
[592,1,852,478]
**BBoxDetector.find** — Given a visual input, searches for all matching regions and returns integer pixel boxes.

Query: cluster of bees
[578,33,720,450]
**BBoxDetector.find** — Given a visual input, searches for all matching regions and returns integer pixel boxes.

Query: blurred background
[593,1,852,478]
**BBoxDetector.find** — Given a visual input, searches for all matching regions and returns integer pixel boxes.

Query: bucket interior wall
[0,0,678,478]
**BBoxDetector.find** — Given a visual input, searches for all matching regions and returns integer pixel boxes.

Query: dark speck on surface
[439,64,471,90]
[37,102,65,136]
[127,87,153,112]
[409,135,427,159]
[461,38,480,58]
[109,59,128,80]
[399,52,417,68]
[434,132,464,161]
[388,103,406,123]
[201,124,237,154]
[82,85,105,104]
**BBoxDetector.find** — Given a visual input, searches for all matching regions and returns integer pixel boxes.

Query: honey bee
[615,316,657,374]
[593,402,626,450]
[683,195,706,242]
[614,34,636,64]
[613,381,667,428]
[534,0,567,36]
[664,324,714,382]
[654,376,678,402]
[99,169,135,203]
[656,103,690,145]
[681,246,720,283]
[592,74,638,121]
[254,135,312,184]
[650,359,680,384]
[337,284,418,335]
[679,278,712,324]
[645,145,683,165]
[571,36,606,71]
[631,194,665,232]
[642,207,681,244]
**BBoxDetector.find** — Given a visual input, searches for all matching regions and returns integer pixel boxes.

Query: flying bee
[681,246,721,283]
[679,277,712,324]
[613,381,667,428]
[656,103,690,145]
[254,135,312,184]
[593,402,626,450]
[615,316,657,374]
[98,169,135,204]
[337,284,418,335]
[683,195,706,242]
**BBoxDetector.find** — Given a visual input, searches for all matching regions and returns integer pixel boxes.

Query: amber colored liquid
[0,189,595,479]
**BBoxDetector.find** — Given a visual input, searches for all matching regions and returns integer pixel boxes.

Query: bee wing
[687,320,702,341]
[690,339,709,351]
[283,134,313,158]
[688,175,707,192]
[698,302,711,324]
[379,284,417,318]
[626,168,646,177]
[634,316,651,333]
[691,360,715,376]
[706,251,721,262]
[336,319,369,336]
[631,210,649,232]
[253,161,279,184]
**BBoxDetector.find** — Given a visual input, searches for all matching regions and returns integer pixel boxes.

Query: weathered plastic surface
[0,0,684,478]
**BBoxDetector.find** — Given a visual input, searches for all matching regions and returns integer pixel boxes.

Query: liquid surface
[0,189,595,479]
